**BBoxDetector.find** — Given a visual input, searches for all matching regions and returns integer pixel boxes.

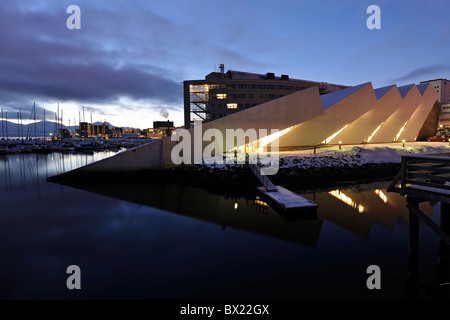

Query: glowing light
[234,202,238,210]
[254,198,269,207]
[374,189,388,203]
[227,103,237,109]
[258,125,297,148]
[393,121,408,142]
[321,125,349,144]
[329,190,364,213]
[217,94,227,99]
[367,122,384,142]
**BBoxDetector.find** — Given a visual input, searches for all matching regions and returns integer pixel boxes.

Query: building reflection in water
[2,153,437,248]
[2,153,448,299]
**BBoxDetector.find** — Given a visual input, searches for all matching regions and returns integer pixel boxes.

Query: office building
[420,79,450,126]
[183,66,348,128]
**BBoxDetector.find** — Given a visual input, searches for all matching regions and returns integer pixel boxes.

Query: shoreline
[47,160,402,195]
[40,141,450,193]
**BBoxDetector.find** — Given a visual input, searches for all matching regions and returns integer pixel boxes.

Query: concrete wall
[370,85,422,143]
[278,82,377,146]
[328,85,403,144]
[398,84,438,141]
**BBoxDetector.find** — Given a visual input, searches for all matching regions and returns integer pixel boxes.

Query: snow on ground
[278,142,450,169]
[200,142,450,170]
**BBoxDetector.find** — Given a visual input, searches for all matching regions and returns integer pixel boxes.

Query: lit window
[217,93,227,99]
[227,103,237,109]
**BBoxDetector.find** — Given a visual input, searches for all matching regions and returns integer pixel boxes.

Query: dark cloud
[0,1,183,112]
[0,0,285,126]
[391,64,450,83]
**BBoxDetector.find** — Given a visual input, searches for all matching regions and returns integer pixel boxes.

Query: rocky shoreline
[161,161,401,192]
[49,144,450,193]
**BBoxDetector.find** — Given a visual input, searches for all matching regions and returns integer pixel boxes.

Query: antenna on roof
[219,64,224,79]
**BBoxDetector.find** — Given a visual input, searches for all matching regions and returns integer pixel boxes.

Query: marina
[0,137,153,155]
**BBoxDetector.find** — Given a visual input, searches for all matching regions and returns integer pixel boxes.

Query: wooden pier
[248,163,317,212]
[388,153,450,299]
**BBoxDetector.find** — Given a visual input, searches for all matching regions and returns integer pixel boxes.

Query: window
[217,93,227,99]
[227,103,238,109]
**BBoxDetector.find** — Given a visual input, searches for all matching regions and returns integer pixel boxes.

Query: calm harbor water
[0,152,447,300]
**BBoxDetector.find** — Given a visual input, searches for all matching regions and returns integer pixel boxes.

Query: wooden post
[401,156,408,195]
[407,196,419,300]
[438,202,450,288]
[160,139,164,171]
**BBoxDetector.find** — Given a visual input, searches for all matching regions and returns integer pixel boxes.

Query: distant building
[142,121,175,138]
[58,128,73,139]
[183,66,349,128]
[420,79,450,126]
[110,127,123,138]
[77,122,110,138]
[153,121,174,129]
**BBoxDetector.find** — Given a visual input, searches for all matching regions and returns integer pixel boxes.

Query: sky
[1,0,450,128]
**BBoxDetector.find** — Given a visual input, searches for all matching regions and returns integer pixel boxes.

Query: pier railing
[248,162,277,192]
[388,153,450,202]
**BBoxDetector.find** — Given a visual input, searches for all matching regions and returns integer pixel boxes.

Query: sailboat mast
[33,102,37,139]
[19,107,23,140]
[43,109,46,140]
[57,103,60,135]
[1,108,3,139]
[5,111,8,141]
[17,112,20,139]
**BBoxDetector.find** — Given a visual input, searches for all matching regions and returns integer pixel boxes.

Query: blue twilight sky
[1,0,450,128]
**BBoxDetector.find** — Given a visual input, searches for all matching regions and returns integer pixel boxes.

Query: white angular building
[54,82,439,174]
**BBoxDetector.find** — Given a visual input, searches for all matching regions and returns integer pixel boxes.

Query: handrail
[389,154,450,197]
[248,162,277,192]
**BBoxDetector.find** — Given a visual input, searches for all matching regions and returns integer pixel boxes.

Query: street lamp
[402,139,406,148]
[339,141,342,150]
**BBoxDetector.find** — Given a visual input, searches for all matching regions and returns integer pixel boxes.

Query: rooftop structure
[183,66,348,129]
[420,79,450,126]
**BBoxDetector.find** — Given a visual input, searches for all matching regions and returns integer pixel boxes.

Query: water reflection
[0,153,447,299]
[57,180,324,247]
[299,183,435,239]
[2,152,437,246]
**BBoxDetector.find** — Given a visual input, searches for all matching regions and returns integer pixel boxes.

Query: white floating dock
[257,185,318,210]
